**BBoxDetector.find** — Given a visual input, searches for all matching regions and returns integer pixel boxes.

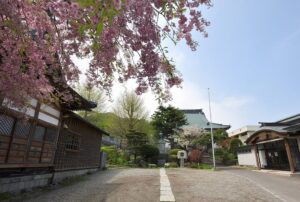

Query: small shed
[54,111,108,175]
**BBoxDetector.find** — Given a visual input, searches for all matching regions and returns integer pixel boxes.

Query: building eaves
[275,113,300,124]
[180,109,204,114]
[63,111,109,136]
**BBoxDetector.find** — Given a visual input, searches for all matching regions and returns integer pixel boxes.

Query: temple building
[181,109,230,131]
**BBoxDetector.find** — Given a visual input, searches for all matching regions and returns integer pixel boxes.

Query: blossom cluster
[0,0,210,106]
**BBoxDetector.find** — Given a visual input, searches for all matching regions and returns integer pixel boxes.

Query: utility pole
[208,88,216,170]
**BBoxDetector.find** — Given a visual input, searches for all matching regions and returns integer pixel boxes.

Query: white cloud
[72,56,256,131]
[168,81,256,131]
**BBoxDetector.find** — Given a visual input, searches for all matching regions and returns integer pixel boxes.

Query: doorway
[259,140,290,171]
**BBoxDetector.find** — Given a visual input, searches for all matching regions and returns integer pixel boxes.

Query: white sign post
[177,150,187,168]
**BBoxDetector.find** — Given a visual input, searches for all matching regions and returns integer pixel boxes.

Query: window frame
[64,131,80,152]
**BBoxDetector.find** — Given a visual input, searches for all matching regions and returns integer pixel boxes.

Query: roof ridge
[180,109,204,114]
[275,113,300,123]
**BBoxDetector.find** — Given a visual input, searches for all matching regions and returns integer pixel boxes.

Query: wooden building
[53,111,108,181]
[243,114,300,173]
[0,87,108,193]
[0,99,62,172]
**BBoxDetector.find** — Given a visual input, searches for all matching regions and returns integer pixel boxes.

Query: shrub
[139,144,159,161]
[229,138,243,157]
[215,148,236,165]
[168,148,181,156]
[101,146,127,165]
[168,149,181,162]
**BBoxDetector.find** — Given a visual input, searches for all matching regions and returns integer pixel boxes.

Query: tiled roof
[181,109,230,130]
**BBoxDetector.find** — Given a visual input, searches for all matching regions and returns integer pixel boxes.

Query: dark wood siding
[0,109,60,169]
[54,115,102,171]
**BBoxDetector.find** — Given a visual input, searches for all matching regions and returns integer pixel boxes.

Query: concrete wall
[238,148,257,167]
[52,168,98,183]
[0,173,52,193]
[0,168,101,194]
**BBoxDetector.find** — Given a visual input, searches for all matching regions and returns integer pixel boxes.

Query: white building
[228,125,260,143]
[229,125,260,167]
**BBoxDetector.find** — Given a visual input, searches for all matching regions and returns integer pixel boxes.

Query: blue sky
[160,0,300,130]
[75,1,300,130]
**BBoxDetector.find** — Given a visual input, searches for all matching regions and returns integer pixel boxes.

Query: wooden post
[284,138,295,173]
[25,102,41,161]
[254,144,261,170]
[5,118,17,163]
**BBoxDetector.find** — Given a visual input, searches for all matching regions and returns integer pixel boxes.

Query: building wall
[237,147,257,167]
[0,99,60,169]
[54,115,102,171]
[52,168,98,183]
[0,173,52,193]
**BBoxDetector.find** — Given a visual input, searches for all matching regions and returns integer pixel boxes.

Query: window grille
[65,132,80,150]
[0,114,14,136]
[45,127,58,142]
[14,120,31,138]
[33,125,45,141]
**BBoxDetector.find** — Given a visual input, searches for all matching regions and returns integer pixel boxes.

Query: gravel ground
[21,168,160,202]
[16,168,285,202]
[167,168,281,202]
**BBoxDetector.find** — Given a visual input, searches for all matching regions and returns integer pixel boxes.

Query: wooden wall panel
[0,135,9,163]
[54,117,102,170]
[0,114,59,167]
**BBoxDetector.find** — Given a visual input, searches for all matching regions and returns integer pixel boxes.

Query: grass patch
[164,162,179,168]
[59,175,86,186]
[190,163,213,170]
[0,192,12,201]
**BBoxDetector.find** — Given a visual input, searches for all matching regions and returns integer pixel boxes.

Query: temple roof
[181,109,230,130]
[245,113,300,144]
[56,85,97,111]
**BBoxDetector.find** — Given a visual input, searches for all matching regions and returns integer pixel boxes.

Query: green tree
[229,138,243,157]
[126,130,148,161]
[151,105,187,148]
[81,111,117,132]
[195,129,228,147]
[112,90,148,141]
[138,144,159,163]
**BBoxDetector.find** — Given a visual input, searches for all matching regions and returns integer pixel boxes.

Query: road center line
[160,168,175,202]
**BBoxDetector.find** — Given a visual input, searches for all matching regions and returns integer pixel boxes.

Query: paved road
[17,168,299,202]
[167,168,280,202]
[22,169,160,202]
[222,167,300,202]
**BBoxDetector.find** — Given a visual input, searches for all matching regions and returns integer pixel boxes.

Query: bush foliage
[101,146,127,165]
[215,148,236,165]
[138,144,159,163]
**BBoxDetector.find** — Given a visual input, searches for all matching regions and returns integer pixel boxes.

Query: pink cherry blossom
[0,0,211,107]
